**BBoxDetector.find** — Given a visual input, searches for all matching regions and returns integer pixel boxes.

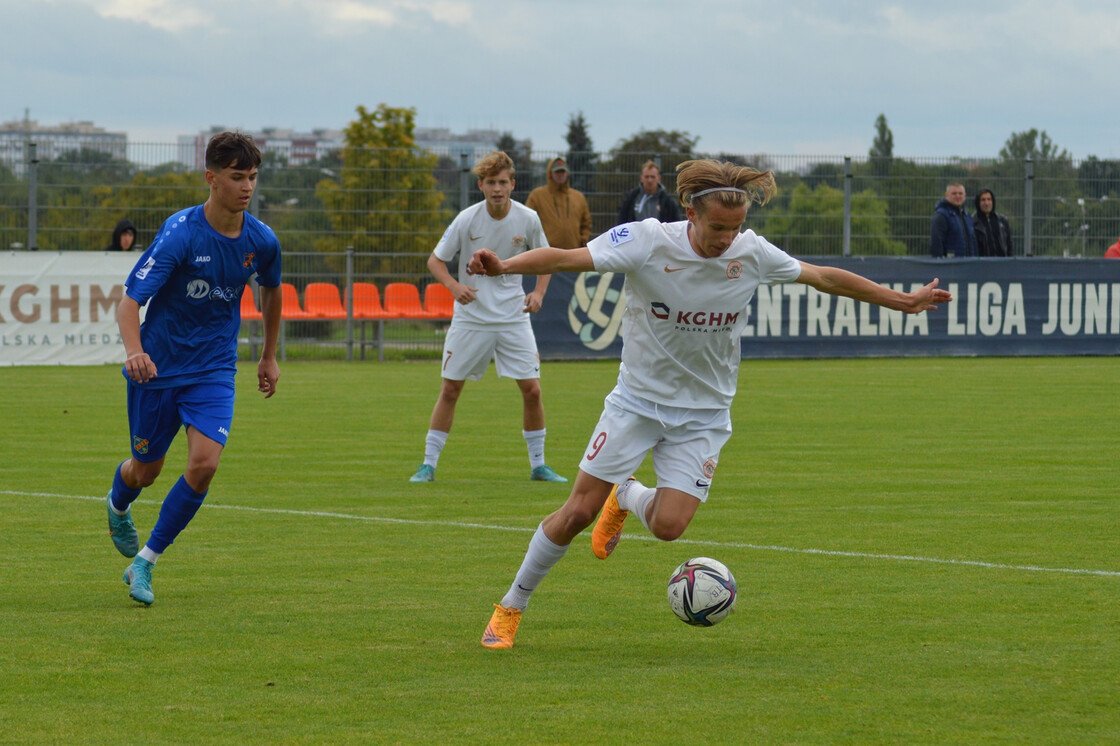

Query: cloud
[85,0,214,31]
[317,0,473,34]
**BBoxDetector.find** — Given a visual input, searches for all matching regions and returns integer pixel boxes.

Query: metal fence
[3,142,1118,258]
[3,142,1118,360]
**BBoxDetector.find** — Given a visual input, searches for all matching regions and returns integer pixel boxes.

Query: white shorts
[578,381,732,501]
[441,324,541,381]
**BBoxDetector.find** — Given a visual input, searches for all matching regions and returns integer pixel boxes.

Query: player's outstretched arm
[468,247,594,277]
[797,262,953,314]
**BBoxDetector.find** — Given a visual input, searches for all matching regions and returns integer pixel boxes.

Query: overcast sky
[3,0,1118,159]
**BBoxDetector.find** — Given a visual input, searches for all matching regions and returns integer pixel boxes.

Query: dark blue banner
[531,258,1120,359]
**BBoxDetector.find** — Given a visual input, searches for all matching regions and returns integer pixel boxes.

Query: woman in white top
[472,159,953,649]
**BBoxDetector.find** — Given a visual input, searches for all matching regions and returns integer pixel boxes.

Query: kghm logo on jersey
[726,260,743,279]
[648,301,740,332]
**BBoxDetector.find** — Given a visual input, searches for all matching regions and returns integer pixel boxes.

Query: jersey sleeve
[587,221,650,274]
[753,233,803,285]
[124,214,190,305]
[527,211,549,250]
[433,210,468,262]
[253,225,283,288]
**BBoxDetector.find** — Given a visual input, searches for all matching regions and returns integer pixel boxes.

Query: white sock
[423,430,448,468]
[500,523,568,610]
[138,545,161,564]
[617,479,658,532]
[523,429,547,470]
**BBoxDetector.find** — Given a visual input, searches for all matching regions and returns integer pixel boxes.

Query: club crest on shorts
[702,459,717,479]
[132,436,150,455]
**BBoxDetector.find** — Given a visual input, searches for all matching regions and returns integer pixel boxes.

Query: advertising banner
[1,251,138,366]
[535,258,1120,359]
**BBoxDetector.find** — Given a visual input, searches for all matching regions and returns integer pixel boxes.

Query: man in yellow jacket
[525,157,591,249]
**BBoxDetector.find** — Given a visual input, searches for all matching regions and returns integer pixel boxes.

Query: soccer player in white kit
[409,151,568,483]
[471,159,954,648]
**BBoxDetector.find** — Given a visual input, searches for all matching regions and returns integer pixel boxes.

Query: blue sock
[146,476,207,554]
[110,462,142,512]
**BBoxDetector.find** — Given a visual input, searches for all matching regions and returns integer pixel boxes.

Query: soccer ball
[667,557,737,627]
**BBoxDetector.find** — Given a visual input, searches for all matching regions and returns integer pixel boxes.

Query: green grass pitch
[1,358,1118,744]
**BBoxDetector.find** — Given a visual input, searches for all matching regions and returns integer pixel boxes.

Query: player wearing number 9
[476,159,953,649]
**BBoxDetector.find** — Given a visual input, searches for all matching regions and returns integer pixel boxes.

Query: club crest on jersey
[512,235,526,249]
[186,279,211,299]
[608,226,634,247]
[242,252,255,268]
[726,260,743,279]
[132,436,149,455]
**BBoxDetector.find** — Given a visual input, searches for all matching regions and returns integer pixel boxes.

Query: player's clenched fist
[467,249,504,276]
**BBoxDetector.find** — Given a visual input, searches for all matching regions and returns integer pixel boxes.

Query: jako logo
[186,280,211,299]
[195,255,211,263]
[649,302,741,327]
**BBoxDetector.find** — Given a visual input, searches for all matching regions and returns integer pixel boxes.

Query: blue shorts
[126,381,235,462]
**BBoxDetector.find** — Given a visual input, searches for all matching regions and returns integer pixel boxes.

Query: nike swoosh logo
[470,235,484,240]
[664,265,686,273]
[695,479,711,488]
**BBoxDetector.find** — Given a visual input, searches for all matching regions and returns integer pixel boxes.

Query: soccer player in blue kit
[104,131,282,606]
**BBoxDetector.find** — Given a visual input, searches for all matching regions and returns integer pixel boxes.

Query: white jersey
[588,218,803,409]
[433,200,549,329]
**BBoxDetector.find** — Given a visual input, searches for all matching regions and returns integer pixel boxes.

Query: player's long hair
[676,159,777,213]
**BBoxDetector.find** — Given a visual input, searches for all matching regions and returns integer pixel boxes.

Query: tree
[316,104,450,277]
[869,113,894,177]
[758,182,906,256]
[565,111,597,192]
[495,131,534,203]
[998,129,1071,162]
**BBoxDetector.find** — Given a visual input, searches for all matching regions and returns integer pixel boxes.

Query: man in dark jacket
[105,218,137,251]
[972,188,1013,257]
[930,183,977,257]
[616,160,681,225]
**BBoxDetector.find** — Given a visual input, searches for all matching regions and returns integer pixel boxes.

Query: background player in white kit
[409,151,567,483]
[470,159,954,648]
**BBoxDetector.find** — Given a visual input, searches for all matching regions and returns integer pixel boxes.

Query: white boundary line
[8,489,1120,578]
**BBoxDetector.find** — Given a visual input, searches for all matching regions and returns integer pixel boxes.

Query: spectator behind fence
[1106,237,1120,258]
[972,188,1014,257]
[617,160,681,226]
[105,218,137,251]
[408,150,568,485]
[525,157,590,249]
[930,183,977,257]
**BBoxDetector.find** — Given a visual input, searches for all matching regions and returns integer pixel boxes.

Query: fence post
[27,142,38,251]
[459,152,471,211]
[1023,158,1033,257]
[842,156,852,257]
[345,247,354,361]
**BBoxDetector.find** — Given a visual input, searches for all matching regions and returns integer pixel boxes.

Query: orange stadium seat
[383,282,434,319]
[303,282,347,320]
[345,282,392,320]
[279,282,315,320]
[240,286,263,321]
[422,283,456,319]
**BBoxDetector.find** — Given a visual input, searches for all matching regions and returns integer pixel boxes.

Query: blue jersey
[123,205,282,389]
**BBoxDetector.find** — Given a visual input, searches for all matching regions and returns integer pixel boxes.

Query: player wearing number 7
[474,158,953,649]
